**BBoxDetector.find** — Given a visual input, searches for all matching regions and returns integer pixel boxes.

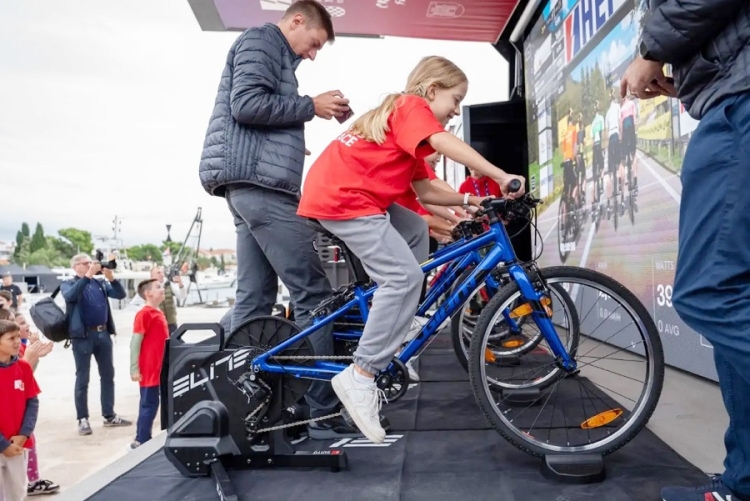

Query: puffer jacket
[642,0,750,120]
[199,23,316,197]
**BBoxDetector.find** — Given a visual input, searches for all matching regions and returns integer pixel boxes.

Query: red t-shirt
[458,176,503,198]
[0,358,41,449]
[395,165,437,215]
[133,306,169,388]
[298,95,447,220]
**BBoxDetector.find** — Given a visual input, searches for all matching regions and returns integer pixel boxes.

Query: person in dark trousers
[621,1,750,500]
[198,1,388,440]
[61,254,132,436]
[129,279,169,449]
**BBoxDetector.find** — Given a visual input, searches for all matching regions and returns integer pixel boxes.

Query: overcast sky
[0,0,508,250]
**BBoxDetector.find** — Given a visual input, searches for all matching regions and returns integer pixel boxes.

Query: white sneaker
[331,365,387,444]
[406,358,420,383]
[404,316,429,343]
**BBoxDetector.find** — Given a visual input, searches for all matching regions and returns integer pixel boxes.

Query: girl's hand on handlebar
[469,195,494,208]
[499,174,526,199]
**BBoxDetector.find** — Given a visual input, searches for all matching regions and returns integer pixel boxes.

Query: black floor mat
[88,336,710,501]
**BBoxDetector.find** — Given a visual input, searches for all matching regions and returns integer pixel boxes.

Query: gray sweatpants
[226,184,337,417]
[320,203,429,374]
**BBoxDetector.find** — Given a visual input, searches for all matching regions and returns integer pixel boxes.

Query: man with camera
[150,266,186,334]
[61,254,132,436]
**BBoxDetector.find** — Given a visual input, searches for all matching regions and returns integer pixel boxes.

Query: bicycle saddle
[306,218,336,239]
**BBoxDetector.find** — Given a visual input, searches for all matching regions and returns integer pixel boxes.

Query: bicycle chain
[244,354,352,433]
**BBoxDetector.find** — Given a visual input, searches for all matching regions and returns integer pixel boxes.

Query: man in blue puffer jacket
[621,1,750,500]
[199,1,379,440]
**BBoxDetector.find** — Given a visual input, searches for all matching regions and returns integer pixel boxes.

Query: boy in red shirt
[0,319,41,501]
[298,55,525,444]
[458,168,503,199]
[129,279,168,449]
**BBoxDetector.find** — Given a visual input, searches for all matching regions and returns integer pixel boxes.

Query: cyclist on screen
[575,112,587,208]
[590,100,605,208]
[605,89,622,216]
[619,93,638,195]
[560,109,579,226]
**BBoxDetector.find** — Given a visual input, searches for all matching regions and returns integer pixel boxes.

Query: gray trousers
[320,203,429,374]
[226,184,337,417]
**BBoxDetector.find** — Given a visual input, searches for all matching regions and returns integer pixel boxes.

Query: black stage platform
[89,335,708,501]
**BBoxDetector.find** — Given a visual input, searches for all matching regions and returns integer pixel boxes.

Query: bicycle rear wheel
[468,266,664,457]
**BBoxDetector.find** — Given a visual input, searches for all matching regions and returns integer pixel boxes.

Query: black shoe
[104,415,132,427]
[308,414,391,440]
[27,479,60,496]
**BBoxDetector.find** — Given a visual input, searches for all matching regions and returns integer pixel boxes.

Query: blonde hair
[349,56,468,144]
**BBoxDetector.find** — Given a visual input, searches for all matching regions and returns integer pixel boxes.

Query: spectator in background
[0,319,40,501]
[14,313,59,497]
[0,291,12,311]
[61,254,132,436]
[0,274,22,310]
[129,279,168,450]
[149,267,187,334]
[458,168,503,199]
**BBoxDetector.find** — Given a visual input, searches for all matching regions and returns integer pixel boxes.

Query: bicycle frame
[251,218,577,378]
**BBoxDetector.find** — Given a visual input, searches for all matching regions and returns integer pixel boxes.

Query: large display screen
[523,0,716,380]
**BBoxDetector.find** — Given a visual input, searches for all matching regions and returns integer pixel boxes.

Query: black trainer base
[540,454,606,484]
[94,334,709,501]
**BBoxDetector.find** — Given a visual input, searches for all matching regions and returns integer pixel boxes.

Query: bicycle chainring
[225,316,315,427]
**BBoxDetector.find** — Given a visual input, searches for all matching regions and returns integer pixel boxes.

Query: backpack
[30,287,70,343]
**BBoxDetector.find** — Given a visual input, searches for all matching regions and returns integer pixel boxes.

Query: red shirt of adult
[0,357,41,448]
[395,164,438,215]
[458,176,503,198]
[133,306,169,388]
[298,95,447,221]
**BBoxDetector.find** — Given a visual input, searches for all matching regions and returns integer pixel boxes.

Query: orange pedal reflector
[485,348,496,363]
[581,409,623,429]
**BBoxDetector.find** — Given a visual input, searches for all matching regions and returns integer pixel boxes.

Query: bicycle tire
[451,271,576,373]
[468,265,664,457]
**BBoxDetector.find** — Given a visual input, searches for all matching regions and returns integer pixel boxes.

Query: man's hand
[10,436,27,448]
[102,267,115,281]
[2,443,23,458]
[172,275,183,286]
[131,372,142,382]
[620,57,677,99]
[313,90,350,120]
[85,262,102,278]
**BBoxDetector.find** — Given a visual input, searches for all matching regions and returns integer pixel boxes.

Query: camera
[95,250,118,273]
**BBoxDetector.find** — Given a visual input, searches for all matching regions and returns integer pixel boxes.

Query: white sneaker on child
[406,358,420,383]
[331,365,387,444]
[404,316,429,343]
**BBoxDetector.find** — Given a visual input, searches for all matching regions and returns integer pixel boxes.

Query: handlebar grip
[508,179,522,193]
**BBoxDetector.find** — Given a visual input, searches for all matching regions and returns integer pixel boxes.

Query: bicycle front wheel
[468,265,664,457]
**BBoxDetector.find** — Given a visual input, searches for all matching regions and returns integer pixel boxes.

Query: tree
[127,244,163,263]
[58,228,93,255]
[30,223,47,253]
[219,255,226,273]
[26,247,67,267]
[47,236,75,258]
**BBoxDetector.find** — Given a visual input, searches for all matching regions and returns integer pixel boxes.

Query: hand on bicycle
[497,174,526,199]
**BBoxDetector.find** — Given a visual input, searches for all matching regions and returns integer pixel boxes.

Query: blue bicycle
[225,183,664,457]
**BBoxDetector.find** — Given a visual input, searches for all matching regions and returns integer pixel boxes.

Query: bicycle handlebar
[477,193,543,222]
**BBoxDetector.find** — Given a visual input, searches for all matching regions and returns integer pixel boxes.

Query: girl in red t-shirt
[297,56,525,444]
